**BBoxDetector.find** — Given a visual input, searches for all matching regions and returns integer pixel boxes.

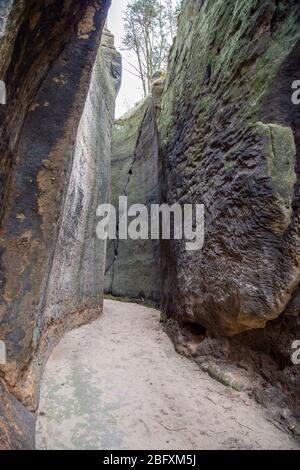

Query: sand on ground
[36,300,299,450]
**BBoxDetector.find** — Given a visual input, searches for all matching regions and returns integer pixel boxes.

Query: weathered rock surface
[1,0,300,450]
[159,0,300,336]
[36,300,299,450]
[0,0,119,449]
[105,82,163,304]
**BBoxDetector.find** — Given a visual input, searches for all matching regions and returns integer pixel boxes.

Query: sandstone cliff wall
[105,82,163,304]
[0,0,119,449]
[159,0,300,335]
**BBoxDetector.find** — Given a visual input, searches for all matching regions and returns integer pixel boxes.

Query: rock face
[36,26,121,386]
[0,379,35,450]
[0,0,120,449]
[105,83,163,304]
[157,0,300,422]
[159,0,300,337]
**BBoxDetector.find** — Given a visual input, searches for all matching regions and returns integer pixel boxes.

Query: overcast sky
[108,0,144,118]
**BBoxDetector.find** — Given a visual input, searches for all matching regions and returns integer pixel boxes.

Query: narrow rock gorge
[105,0,300,429]
[159,0,300,425]
[1,0,300,450]
[105,78,164,304]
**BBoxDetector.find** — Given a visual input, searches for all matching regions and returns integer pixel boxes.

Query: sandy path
[36,300,299,450]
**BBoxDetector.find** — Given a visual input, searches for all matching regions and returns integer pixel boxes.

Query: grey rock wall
[105,82,163,305]
[0,1,119,449]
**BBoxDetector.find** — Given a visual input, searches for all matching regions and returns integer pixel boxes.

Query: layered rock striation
[158,0,300,419]
[159,0,300,336]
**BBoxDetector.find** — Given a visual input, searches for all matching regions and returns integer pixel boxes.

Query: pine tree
[122,0,180,97]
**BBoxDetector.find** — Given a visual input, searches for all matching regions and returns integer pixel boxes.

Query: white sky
[108,0,144,118]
